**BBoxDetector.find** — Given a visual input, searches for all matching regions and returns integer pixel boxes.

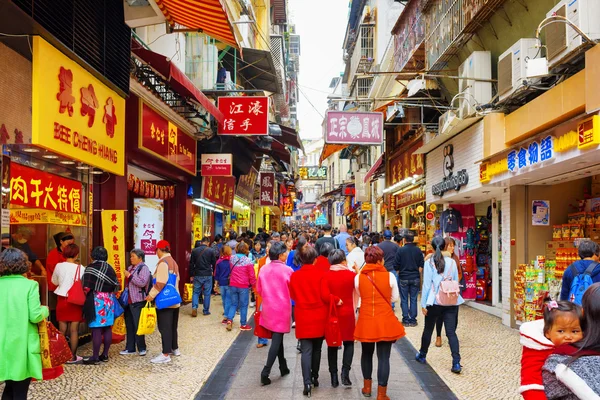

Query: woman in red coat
[290,246,328,397]
[321,249,357,389]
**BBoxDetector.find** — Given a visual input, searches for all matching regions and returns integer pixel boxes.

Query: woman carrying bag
[145,240,181,364]
[416,236,464,374]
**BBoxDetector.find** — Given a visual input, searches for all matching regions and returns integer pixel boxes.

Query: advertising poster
[532,200,550,226]
[133,198,164,273]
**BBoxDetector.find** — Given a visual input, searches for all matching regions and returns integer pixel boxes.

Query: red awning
[364,153,385,183]
[132,40,224,123]
[154,0,240,49]
[278,124,304,152]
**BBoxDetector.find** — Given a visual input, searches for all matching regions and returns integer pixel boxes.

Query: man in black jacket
[190,237,217,317]
[394,231,424,327]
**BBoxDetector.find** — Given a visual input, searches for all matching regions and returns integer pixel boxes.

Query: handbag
[253,310,272,339]
[154,273,182,309]
[39,320,72,368]
[118,287,129,308]
[224,259,241,286]
[113,293,125,318]
[137,302,157,335]
[67,264,86,306]
[325,296,342,347]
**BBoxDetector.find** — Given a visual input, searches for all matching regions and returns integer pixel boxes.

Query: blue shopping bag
[154,273,182,309]
[113,294,125,318]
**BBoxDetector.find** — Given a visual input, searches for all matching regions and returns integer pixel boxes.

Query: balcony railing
[348,24,375,85]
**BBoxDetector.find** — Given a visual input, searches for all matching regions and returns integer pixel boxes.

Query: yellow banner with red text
[101,210,126,289]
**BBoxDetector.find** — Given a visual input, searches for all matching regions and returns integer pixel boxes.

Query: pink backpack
[431,261,460,306]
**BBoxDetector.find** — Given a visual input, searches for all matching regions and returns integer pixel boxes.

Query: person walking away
[346,237,365,273]
[321,249,357,388]
[146,240,181,364]
[314,224,338,255]
[354,246,405,400]
[375,230,399,273]
[432,237,462,346]
[558,239,600,302]
[82,246,120,365]
[225,242,256,331]
[189,237,217,317]
[258,242,294,385]
[336,225,351,255]
[256,241,273,348]
[0,248,49,400]
[290,245,329,397]
[543,283,600,399]
[52,243,85,363]
[361,235,371,251]
[416,236,464,374]
[214,245,234,324]
[314,243,333,272]
[121,249,151,356]
[394,231,424,327]
[226,231,238,252]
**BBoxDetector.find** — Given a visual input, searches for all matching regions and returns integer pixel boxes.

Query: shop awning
[239,48,280,93]
[319,143,349,164]
[154,0,240,49]
[245,137,291,165]
[364,153,385,183]
[131,41,224,123]
[275,124,304,152]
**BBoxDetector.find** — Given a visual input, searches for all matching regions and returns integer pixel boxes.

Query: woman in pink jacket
[225,242,257,331]
[258,242,294,386]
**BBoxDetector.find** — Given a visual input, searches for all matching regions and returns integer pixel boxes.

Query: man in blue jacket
[560,240,600,301]
[394,231,424,326]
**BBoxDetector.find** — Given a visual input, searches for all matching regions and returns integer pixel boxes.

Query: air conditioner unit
[124,0,166,28]
[457,51,492,119]
[498,39,541,103]
[546,0,600,68]
[438,110,460,136]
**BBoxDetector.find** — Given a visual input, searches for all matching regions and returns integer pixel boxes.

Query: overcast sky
[288,0,348,140]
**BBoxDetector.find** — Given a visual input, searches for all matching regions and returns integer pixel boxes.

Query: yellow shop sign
[32,37,125,175]
[577,115,600,150]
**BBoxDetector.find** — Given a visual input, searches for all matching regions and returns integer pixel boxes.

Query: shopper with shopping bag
[121,249,151,356]
[137,302,157,335]
[0,248,49,399]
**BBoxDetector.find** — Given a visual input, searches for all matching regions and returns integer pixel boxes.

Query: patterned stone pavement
[24,296,240,400]
[398,303,521,400]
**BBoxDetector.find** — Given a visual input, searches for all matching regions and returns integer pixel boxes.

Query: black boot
[303,383,312,397]
[311,374,319,387]
[331,372,339,388]
[341,368,352,386]
[261,366,272,386]
[280,358,290,377]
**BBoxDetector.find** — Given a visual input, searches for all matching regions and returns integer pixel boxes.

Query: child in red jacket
[519,300,583,400]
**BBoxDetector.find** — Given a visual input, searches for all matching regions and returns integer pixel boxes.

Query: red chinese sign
[217,96,269,136]
[140,102,197,175]
[388,139,425,186]
[395,186,426,209]
[201,176,236,210]
[236,168,258,203]
[10,162,83,214]
[200,153,233,176]
[259,172,275,206]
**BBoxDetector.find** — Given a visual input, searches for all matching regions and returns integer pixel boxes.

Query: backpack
[568,263,598,305]
[431,260,461,306]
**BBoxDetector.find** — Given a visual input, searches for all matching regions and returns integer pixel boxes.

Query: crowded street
[2,0,600,399]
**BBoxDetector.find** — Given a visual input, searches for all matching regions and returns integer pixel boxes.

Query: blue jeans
[192,276,212,313]
[226,286,249,325]
[399,278,420,324]
[220,285,231,317]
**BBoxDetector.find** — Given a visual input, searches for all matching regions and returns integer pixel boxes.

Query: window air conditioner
[546,0,600,68]
[498,39,541,103]
[438,110,460,137]
[457,51,492,119]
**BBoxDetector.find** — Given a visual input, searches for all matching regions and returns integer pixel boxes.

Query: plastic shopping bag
[112,314,127,336]
[183,283,193,303]
[39,320,72,368]
[137,301,157,335]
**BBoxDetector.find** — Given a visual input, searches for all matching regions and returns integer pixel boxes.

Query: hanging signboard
[201,176,236,210]
[139,102,197,175]
[101,210,126,287]
[200,153,233,177]
[324,111,383,145]
[396,186,426,209]
[388,139,425,186]
[392,0,426,72]
[217,96,269,136]
[133,198,164,272]
[10,209,87,226]
[236,167,258,203]
[355,171,369,202]
[299,166,327,180]
[259,172,275,206]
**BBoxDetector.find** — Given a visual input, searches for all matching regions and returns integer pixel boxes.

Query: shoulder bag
[433,261,460,306]
[67,264,86,306]
[224,258,242,286]
[155,272,182,309]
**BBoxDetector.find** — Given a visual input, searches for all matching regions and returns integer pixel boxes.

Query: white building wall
[501,188,512,326]
[136,25,186,73]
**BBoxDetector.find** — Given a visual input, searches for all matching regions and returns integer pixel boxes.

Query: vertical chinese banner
[259,172,275,206]
[101,210,125,289]
[192,213,202,249]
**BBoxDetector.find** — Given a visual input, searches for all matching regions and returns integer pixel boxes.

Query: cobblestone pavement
[26,296,239,400]
[398,303,521,400]
[224,331,430,400]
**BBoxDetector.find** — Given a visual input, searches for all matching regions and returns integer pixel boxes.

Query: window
[360,25,374,60]
[356,77,373,98]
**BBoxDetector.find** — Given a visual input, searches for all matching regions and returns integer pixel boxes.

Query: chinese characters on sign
[395,186,426,209]
[10,209,87,226]
[325,111,384,145]
[102,210,126,287]
[299,166,327,180]
[201,176,236,209]
[282,196,294,217]
[388,140,425,186]
[140,103,197,175]
[236,168,258,203]
[9,162,83,214]
[133,198,164,270]
[259,172,275,206]
[217,97,269,136]
[200,153,233,177]
[507,136,554,173]
[32,37,125,176]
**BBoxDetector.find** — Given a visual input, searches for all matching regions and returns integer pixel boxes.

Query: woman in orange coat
[354,246,404,400]
[290,246,328,398]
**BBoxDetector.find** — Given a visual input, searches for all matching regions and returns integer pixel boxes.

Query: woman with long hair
[354,246,404,400]
[321,249,357,388]
[290,246,328,397]
[433,237,463,347]
[416,236,464,374]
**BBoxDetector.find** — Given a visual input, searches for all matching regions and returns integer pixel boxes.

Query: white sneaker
[292,322,296,328]
[139,350,147,356]
[249,301,256,308]
[150,354,171,364]
[119,350,136,355]
[171,349,181,357]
